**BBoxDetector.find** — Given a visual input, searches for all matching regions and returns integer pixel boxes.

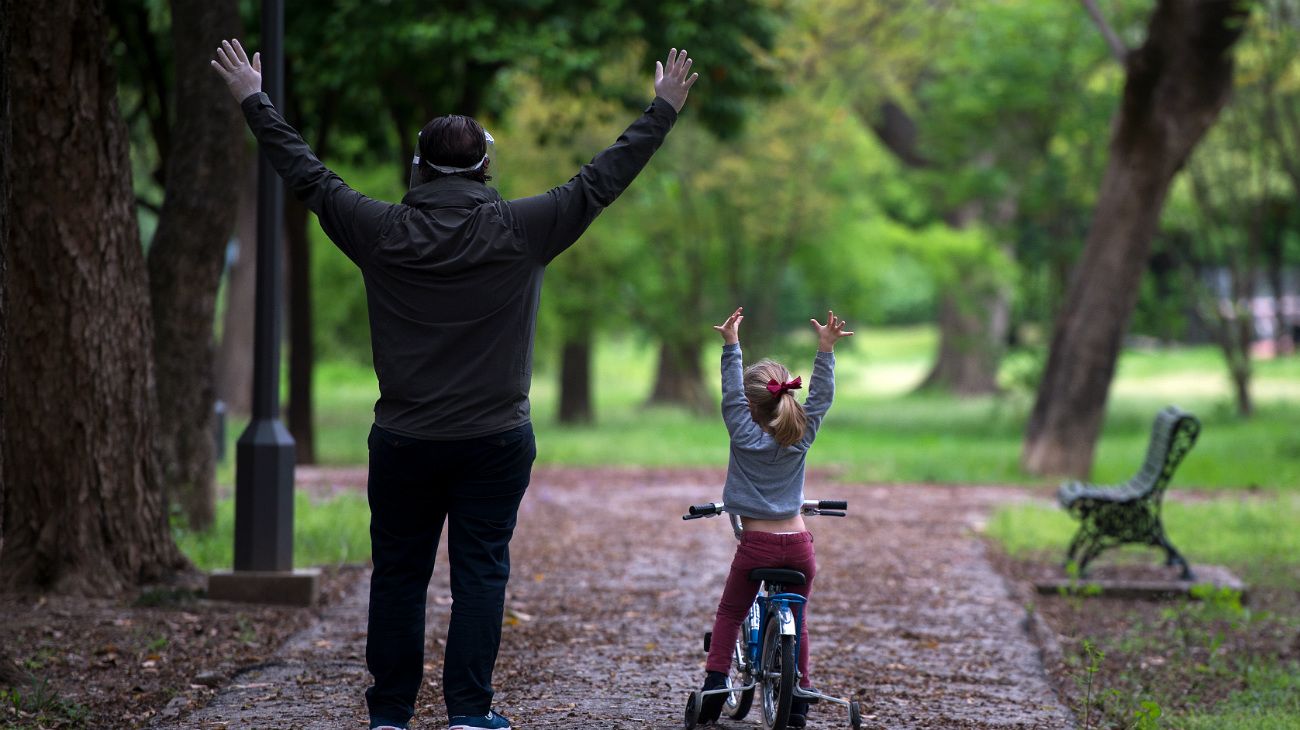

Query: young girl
[698,306,852,727]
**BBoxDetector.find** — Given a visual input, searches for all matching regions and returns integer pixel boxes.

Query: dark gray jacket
[241,93,678,439]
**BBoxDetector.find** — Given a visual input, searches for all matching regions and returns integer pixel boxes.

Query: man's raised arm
[211,39,390,266]
[508,48,699,264]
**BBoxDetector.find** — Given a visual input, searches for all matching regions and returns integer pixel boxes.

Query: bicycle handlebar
[682,502,724,520]
[681,500,849,520]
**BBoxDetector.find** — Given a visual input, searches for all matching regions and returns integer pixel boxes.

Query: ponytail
[768,391,807,448]
[742,359,808,448]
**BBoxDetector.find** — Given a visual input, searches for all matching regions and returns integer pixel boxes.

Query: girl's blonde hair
[743,359,807,448]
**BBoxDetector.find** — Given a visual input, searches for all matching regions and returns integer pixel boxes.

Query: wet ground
[174,468,1073,729]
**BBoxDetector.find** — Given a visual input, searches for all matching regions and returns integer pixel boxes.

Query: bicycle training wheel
[683,690,701,729]
[849,700,863,729]
[724,634,755,720]
[759,616,796,730]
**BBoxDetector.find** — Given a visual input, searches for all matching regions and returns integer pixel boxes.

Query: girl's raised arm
[714,308,757,439]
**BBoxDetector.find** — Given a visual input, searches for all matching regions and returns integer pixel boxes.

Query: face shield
[409,128,495,189]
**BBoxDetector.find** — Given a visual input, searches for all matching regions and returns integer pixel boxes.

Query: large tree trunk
[649,340,711,413]
[146,0,243,530]
[1022,0,1249,477]
[1,0,186,593]
[285,195,316,463]
[216,161,258,416]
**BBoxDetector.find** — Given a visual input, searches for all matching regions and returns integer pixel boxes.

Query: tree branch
[1080,0,1128,63]
[866,100,930,168]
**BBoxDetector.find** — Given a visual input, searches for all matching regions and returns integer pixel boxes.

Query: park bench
[1058,406,1201,581]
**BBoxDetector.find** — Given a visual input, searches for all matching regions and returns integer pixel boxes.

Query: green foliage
[1134,699,1164,730]
[1078,638,1106,730]
[272,0,783,175]
[806,0,1127,329]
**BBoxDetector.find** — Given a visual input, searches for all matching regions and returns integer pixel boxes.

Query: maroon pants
[705,531,816,688]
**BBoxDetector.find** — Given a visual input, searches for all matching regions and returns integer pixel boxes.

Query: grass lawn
[222,326,1300,490]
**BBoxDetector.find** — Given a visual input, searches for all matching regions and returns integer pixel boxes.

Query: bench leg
[1075,540,1108,579]
[1063,527,1086,571]
[1156,532,1194,581]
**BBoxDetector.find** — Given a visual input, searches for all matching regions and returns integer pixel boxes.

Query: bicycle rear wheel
[760,616,796,730]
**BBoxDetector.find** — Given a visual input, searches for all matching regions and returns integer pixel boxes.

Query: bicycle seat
[749,568,806,586]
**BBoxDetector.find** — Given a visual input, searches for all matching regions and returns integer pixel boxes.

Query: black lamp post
[210,0,315,606]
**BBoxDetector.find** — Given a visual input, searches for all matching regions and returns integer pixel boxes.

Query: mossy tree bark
[1,0,186,594]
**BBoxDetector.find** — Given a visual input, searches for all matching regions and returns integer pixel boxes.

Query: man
[212,39,696,730]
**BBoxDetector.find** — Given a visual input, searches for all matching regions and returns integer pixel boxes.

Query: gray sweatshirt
[720,343,835,519]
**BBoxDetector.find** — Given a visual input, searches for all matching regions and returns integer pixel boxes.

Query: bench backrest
[1126,406,1201,499]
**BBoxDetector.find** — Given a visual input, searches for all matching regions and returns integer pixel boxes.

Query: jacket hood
[401,176,503,209]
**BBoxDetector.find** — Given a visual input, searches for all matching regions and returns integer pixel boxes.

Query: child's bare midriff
[741,514,807,533]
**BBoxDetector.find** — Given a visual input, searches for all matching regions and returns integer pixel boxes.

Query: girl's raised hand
[811,310,854,352]
[713,307,744,345]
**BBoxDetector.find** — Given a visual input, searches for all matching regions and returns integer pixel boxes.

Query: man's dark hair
[416,114,492,184]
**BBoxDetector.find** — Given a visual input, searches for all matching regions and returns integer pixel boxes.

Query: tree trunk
[285,194,316,463]
[1264,204,1292,355]
[1022,0,1249,477]
[146,0,244,530]
[1,0,186,593]
[1226,344,1253,418]
[558,336,594,424]
[0,0,11,563]
[917,203,1015,396]
[215,160,258,416]
[917,292,1010,394]
[868,108,1013,397]
[649,340,711,413]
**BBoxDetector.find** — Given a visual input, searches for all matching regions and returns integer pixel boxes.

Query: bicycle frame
[744,591,805,669]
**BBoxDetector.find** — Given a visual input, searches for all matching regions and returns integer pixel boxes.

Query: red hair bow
[766,376,802,396]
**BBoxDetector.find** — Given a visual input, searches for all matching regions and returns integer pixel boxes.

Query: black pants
[364,422,535,729]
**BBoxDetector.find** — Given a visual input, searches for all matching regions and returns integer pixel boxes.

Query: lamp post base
[233,418,296,571]
[208,568,321,607]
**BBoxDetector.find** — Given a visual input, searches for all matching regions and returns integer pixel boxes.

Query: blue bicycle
[681,500,863,730]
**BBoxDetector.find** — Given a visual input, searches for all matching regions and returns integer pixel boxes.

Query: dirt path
[174,468,1073,729]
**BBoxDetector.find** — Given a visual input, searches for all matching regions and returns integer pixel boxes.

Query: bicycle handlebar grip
[688,503,720,516]
[818,500,848,510]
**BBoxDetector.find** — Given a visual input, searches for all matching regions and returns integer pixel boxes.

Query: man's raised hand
[655,48,699,113]
[210,39,262,104]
